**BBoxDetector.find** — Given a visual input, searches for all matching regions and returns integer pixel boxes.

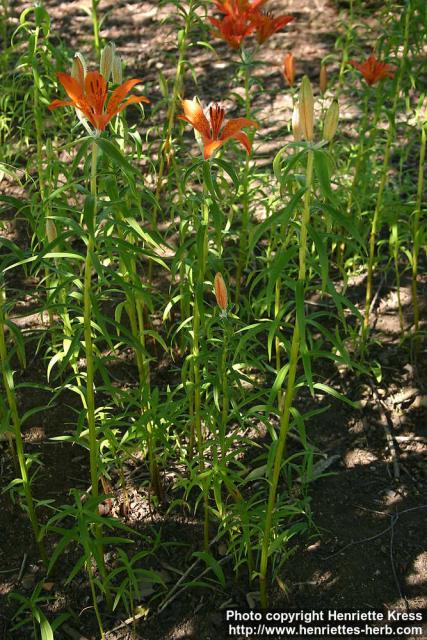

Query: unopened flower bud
[214,273,228,311]
[299,75,314,141]
[319,63,328,94]
[100,42,115,82]
[292,104,303,141]
[46,219,57,244]
[323,100,339,142]
[71,53,86,85]
[283,52,295,87]
[112,53,123,84]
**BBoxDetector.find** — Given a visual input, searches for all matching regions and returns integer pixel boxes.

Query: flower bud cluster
[291,75,339,144]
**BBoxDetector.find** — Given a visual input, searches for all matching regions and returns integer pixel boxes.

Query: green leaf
[202,161,221,200]
[213,157,240,189]
[95,137,135,187]
[313,382,358,408]
[313,149,336,204]
[249,189,303,251]
[192,551,226,587]
[308,225,328,291]
[39,613,54,640]
[295,280,313,393]
[84,195,96,235]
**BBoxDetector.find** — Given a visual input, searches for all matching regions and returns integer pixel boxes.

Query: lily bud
[323,100,339,142]
[100,42,115,82]
[283,52,295,87]
[46,219,57,244]
[214,273,228,311]
[298,75,314,141]
[291,104,303,141]
[71,53,86,85]
[112,53,123,84]
[319,63,328,94]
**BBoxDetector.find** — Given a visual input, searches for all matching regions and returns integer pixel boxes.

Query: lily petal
[107,78,145,116]
[104,94,150,126]
[203,139,224,159]
[48,99,75,110]
[179,99,211,139]
[85,71,108,115]
[221,117,258,140]
[229,131,252,155]
[56,72,84,102]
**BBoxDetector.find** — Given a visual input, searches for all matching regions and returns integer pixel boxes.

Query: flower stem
[192,189,209,550]
[236,54,252,305]
[84,141,112,609]
[411,121,426,355]
[32,25,54,327]
[259,149,314,608]
[220,321,229,458]
[84,143,99,500]
[91,0,101,57]
[362,3,411,344]
[155,0,195,205]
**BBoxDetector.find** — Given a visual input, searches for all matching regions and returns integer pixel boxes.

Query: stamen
[209,103,225,139]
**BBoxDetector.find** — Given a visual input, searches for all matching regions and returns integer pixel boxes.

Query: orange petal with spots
[221,117,258,140]
[56,72,84,103]
[107,78,145,116]
[85,71,108,115]
[180,99,211,139]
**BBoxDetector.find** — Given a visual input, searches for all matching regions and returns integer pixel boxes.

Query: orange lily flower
[209,13,257,49]
[254,11,294,44]
[48,60,149,133]
[283,52,295,87]
[349,54,395,86]
[178,98,258,159]
[212,0,267,16]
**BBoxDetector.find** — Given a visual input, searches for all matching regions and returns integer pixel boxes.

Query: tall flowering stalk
[411,110,426,355]
[22,4,55,325]
[156,0,198,202]
[209,0,294,304]
[48,55,149,602]
[49,55,148,491]
[179,98,257,548]
[259,77,338,607]
[213,272,231,456]
[362,6,411,343]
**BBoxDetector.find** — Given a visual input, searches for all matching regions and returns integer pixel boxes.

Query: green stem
[259,149,314,608]
[83,142,112,609]
[336,0,353,99]
[0,286,48,567]
[274,221,290,411]
[363,3,411,343]
[155,0,194,205]
[220,323,229,458]
[91,0,100,57]
[32,26,54,327]
[192,191,209,550]
[347,91,369,216]
[84,143,99,498]
[411,122,426,354]
[87,560,105,639]
[236,57,251,305]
